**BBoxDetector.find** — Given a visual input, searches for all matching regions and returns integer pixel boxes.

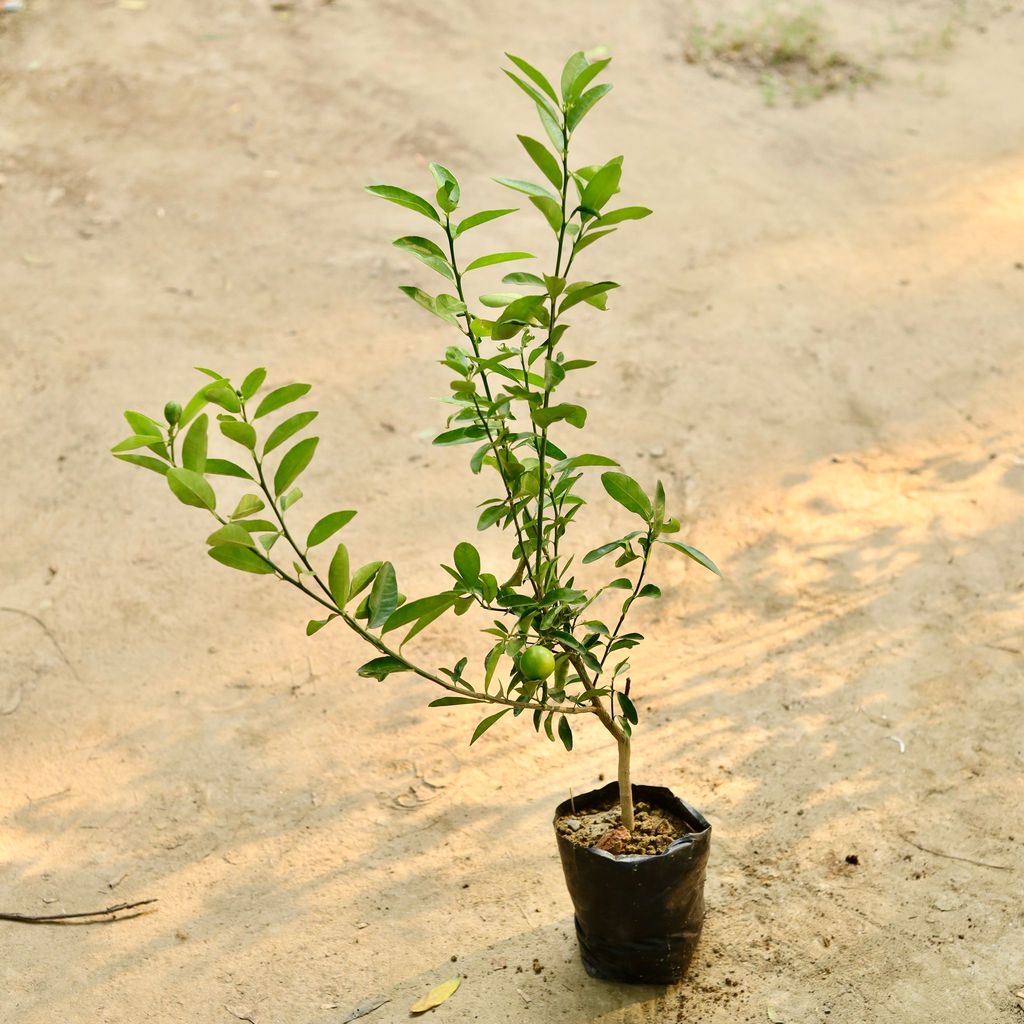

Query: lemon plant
[112,49,719,831]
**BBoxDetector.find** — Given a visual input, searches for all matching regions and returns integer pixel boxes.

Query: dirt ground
[1,1,1022,1022]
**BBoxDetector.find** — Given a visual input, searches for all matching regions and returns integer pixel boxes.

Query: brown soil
[557,800,690,856]
[2,2,1023,1023]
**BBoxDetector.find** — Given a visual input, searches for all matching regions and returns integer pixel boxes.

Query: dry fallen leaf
[767,1010,785,1024]
[410,978,460,1015]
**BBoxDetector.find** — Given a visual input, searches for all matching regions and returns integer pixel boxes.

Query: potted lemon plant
[112,49,720,984]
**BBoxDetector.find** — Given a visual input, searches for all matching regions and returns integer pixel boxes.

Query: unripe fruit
[520,645,556,681]
[164,401,182,426]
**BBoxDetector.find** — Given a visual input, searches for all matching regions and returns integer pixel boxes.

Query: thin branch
[444,221,542,598]
[214,458,594,718]
[0,899,158,925]
[533,124,573,586]
[899,835,1012,872]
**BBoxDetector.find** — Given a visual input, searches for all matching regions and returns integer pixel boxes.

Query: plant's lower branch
[340,611,594,715]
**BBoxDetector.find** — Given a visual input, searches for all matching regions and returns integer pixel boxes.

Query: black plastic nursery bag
[554,782,712,985]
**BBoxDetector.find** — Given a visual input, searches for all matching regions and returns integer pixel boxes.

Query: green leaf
[470,709,510,745]
[464,251,535,273]
[560,51,590,101]
[554,453,619,471]
[559,281,619,313]
[517,135,562,189]
[393,235,453,280]
[617,692,639,725]
[502,69,558,116]
[357,656,410,681]
[454,542,481,583]
[557,715,573,751]
[182,414,209,473]
[601,472,652,520]
[583,539,623,564]
[536,102,565,153]
[240,367,267,400]
[454,208,517,237]
[398,286,466,327]
[123,410,164,438]
[580,158,623,216]
[306,615,337,636]
[231,493,265,519]
[280,487,302,510]
[206,523,255,548]
[367,561,398,629]
[307,510,357,549]
[658,540,722,576]
[506,53,559,103]
[114,453,170,475]
[638,583,661,600]
[254,383,312,420]
[477,504,505,531]
[503,271,546,287]
[208,545,275,574]
[531,403,587,429]
[273,436,319,497]
[121,413,168,458]
[402,594,458,646]
[429,162,460,213]
[382,592,456,635]
[592,206,652,228]
[179,384,210,428]
[166,467,216,510]
[205,458,253,480]
[364,184,440,223]
[203,383,241,414]
[262,410,317,455]
[479,292,523,308]
[350,560,383,599]
[111,433,164,454]
[328,543,350,608]
[433,425,487,446]
[429,696,484,707]
[575,228,617,252]
[493,177,556,201]
[567,83,613,132]
[566,57,611,103]
[530,195,563,234]
[220,419,256,450]
[496,293,546,323]
[240,519,278,534]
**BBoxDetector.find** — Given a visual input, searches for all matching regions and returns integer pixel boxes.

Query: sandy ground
[1,1,1023,1021]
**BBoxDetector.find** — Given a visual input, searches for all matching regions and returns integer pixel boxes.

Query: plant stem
[533,130,572,585]
[617,731,635,830]
[444,220,541,598]
[565,651,635,829]
[599,528,653,719]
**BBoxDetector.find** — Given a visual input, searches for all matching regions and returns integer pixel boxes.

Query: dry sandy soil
[1,1,1022,1022]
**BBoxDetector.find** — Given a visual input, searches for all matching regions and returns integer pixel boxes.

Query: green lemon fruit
[520,645,556,680]
[164,401,182,426]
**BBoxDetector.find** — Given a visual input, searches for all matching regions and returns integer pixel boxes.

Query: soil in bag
[554,781,711,985]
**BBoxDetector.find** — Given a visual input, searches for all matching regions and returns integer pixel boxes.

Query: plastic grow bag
[553,781,712,985]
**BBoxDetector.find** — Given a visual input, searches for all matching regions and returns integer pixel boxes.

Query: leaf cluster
[114,50,720,752]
